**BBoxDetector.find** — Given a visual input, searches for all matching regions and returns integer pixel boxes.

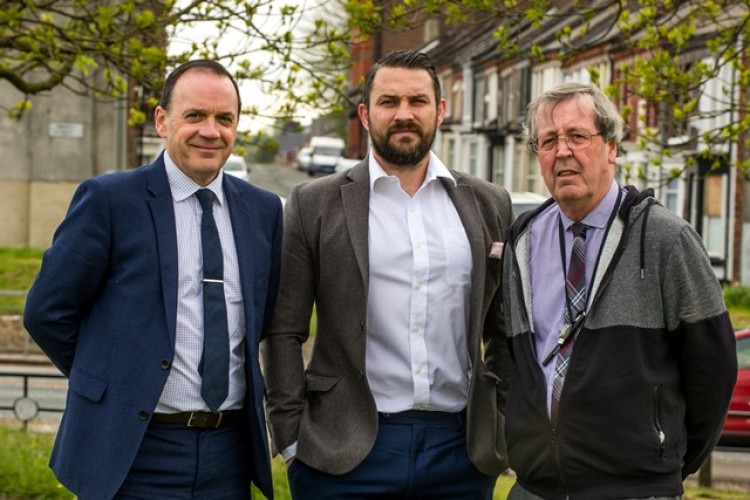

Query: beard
[370,122,436,167]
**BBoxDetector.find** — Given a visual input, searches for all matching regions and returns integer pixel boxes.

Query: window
[468,141,479,177]
[664,177,679,213]
[474,75,487,126]
[492,146,505,187]
[424,19,439,42]
[499,65,530,130]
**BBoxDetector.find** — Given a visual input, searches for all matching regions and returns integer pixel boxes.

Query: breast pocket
[443,227,472,287]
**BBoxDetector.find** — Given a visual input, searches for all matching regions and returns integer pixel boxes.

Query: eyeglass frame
[530,131,602,154]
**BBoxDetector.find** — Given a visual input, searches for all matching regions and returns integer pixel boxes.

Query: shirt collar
[164,150,225,205]
[559,180,620,232]
[367,150,456,191]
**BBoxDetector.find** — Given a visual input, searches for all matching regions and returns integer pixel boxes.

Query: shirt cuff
[281,442,298,462]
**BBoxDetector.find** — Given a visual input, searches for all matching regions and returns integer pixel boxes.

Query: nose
[199,117,221,139]
[394,100,415,121]
[555,136,573,156]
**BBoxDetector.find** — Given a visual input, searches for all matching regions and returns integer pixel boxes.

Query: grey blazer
[261,162,513,476]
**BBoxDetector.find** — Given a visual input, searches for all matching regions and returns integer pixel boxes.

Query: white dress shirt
[366,151,472,413]
[156,151,246,413]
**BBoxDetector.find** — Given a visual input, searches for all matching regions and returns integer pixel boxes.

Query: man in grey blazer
[261,50,514,498]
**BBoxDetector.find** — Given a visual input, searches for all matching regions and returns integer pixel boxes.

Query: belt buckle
[186,411,200,428]
[213,411,224,429]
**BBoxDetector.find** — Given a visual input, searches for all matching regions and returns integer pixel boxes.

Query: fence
[0,370,66,429]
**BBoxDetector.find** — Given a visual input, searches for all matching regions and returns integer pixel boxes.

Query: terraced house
[347,1,750,284]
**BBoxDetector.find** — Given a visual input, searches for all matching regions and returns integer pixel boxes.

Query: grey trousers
[507,482,682,500]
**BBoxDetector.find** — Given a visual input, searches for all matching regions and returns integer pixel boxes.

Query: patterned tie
[196,189,229,412]
[551,222,588,422]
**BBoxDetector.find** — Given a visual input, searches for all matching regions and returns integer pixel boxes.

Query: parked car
[307,136,346,176]
[297,146,312,172]
[510,191,547,215]
[223,154,250,181]
[335,157,361,173]
[719,327,750,446]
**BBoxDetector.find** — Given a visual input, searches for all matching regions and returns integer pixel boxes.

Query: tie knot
[196,189,215,211]
[572,222,588,239]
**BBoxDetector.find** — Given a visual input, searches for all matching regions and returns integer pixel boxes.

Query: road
[247,161,310,201]
[2,161,749,493]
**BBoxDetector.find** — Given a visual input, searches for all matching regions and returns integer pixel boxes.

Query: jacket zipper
[654,384,666,459]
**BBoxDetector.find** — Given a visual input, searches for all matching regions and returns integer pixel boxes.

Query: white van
[308,136,345,176]
[223,154,250,182]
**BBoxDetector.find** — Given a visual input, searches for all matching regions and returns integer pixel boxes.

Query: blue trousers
[113,419,251,499]
[288,410,497,499]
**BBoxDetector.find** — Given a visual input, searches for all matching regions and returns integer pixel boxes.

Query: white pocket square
[489,241,504,260]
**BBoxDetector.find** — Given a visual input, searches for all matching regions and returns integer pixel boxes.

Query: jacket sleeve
[663,225,737,477]
[260,184,315,456]
[23,179,111,376]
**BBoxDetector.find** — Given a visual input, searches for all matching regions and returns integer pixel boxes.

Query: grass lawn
[0,247,43,315]
[1,426,746,500]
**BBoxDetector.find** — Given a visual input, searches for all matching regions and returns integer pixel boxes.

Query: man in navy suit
[24,60,282,499]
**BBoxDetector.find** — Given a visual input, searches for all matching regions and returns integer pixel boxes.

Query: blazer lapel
[341,165,371,287]
[146,157,179,349]
[223,178,258,340]
[441,176,488,362]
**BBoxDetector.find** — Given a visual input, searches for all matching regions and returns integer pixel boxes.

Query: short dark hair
[159,60,241,115]
[361,50,442,108]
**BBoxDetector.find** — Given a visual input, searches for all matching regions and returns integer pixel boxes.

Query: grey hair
[522,82,624,153]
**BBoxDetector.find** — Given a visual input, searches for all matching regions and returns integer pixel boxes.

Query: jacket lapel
[341,165,371,287]
[223,177,258,341]
[146,156,179,349]
[441,175,487,362]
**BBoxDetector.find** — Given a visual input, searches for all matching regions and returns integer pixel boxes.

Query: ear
[357,103,370,132]
[154,106,168,138]
[607,140,618,165]
[436,97,446,127]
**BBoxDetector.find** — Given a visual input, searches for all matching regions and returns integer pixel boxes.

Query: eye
[568,132,587,145]
[539,136,557,151]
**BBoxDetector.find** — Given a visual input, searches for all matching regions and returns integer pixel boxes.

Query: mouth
[191,144,224,155]
[556,169,579,178]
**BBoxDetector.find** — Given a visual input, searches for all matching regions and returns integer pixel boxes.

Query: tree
[0,0,353,123]
[347,0,750,176]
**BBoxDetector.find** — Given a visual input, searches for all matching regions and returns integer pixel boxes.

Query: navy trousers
[288,410,497,499]
[113,418,251,499]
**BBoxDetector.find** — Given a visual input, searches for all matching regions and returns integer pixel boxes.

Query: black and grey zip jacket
[501,185,737,499]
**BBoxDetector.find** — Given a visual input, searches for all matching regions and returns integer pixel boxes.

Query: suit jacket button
[160,359,171,369]
[138,411,149,421]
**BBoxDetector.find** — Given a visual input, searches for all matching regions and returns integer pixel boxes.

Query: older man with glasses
[501,81,737,499]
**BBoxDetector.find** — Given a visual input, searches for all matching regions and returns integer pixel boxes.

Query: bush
[724,284,750,310]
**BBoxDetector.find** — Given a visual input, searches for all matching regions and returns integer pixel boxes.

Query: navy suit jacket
[24,154,282,499]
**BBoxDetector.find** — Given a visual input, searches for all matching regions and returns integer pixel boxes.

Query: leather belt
[153,410,242,429]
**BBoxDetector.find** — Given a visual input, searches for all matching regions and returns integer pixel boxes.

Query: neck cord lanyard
[542,188,623,366]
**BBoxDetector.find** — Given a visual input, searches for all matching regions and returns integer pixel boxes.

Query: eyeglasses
[532,132,602,153]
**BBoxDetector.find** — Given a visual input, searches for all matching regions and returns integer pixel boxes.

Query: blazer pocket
[305,372,340,393]
[68,367,107,403]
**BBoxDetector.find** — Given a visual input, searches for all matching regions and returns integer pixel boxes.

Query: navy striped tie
[551,222,588,422]
[196,189,229,412]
